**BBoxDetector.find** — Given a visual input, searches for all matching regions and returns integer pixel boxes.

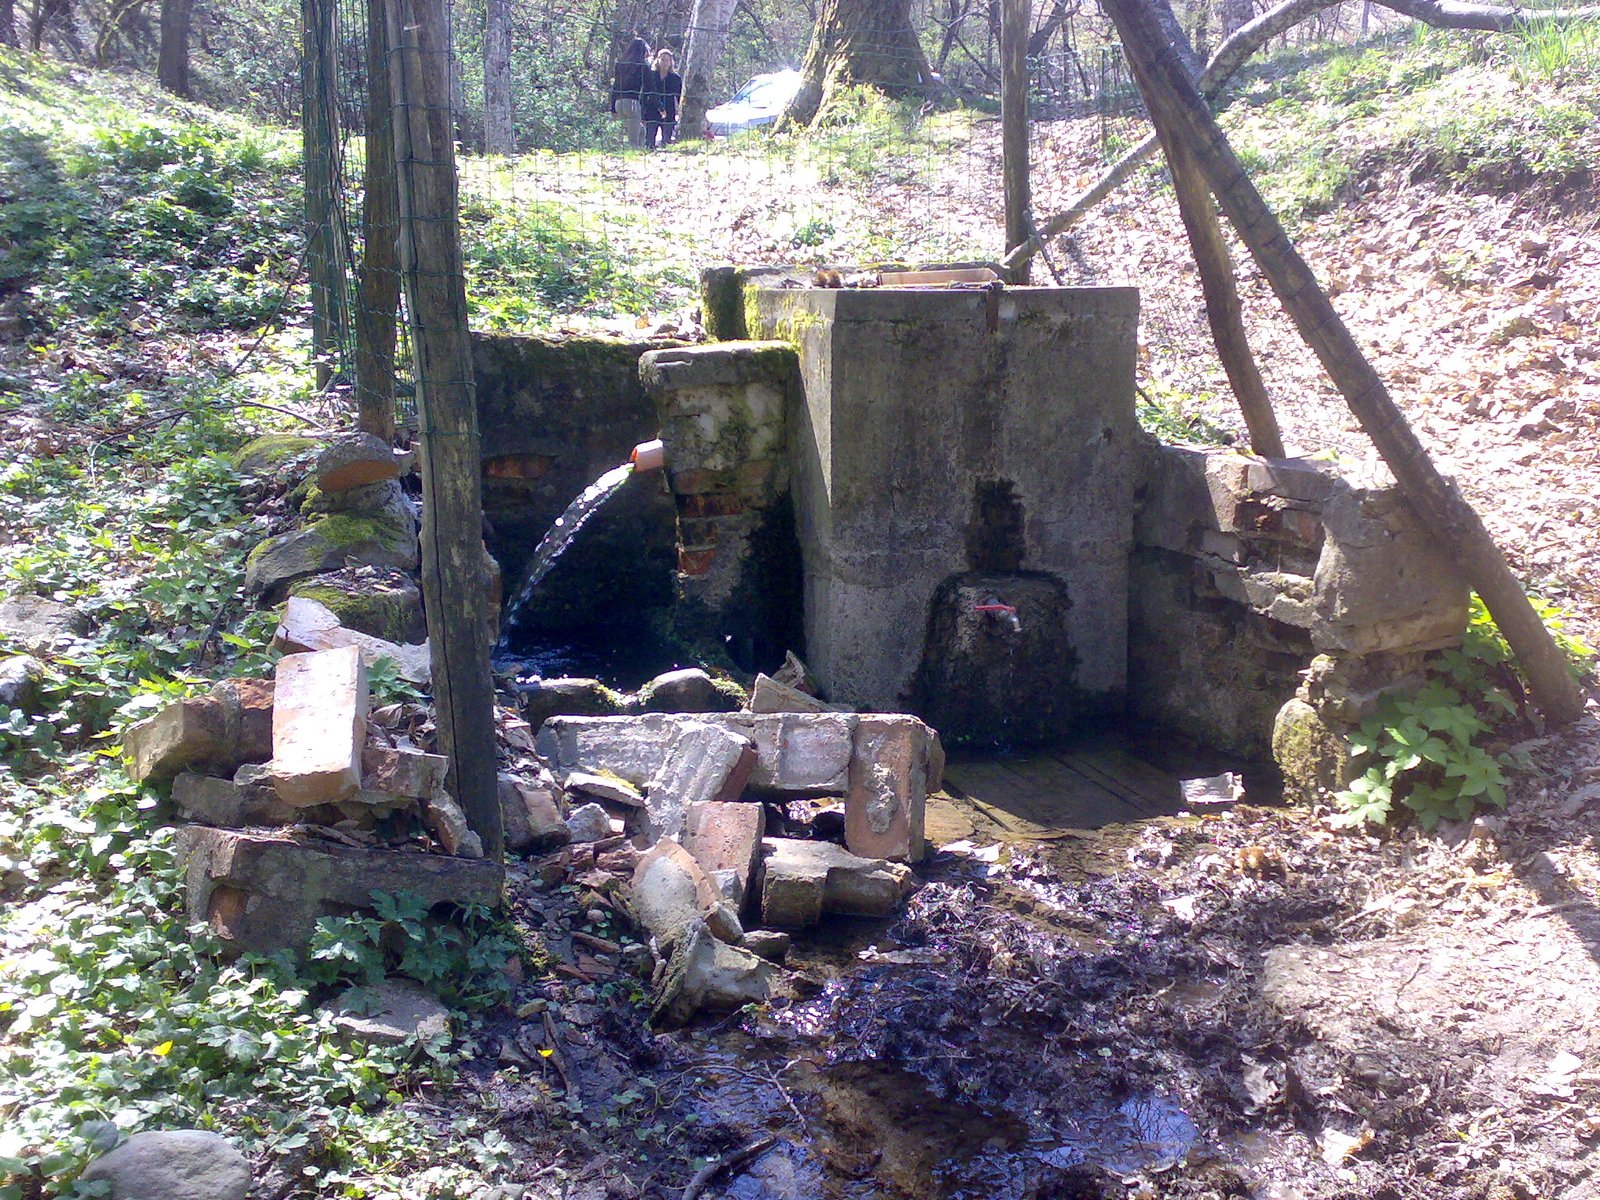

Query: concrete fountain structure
[475,271,1468,783]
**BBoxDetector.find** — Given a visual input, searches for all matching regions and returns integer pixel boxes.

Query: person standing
[609,35,651,148]
[641,49,683,149]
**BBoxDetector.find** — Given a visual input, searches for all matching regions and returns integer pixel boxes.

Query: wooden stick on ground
[1102,0,1585,726]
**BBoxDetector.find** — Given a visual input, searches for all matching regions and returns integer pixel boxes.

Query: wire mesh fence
[300,0,1158,393]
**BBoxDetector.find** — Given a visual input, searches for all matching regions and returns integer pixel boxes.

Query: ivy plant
[1333,594,1594,829]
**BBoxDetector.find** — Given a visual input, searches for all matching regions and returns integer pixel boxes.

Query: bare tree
[484,0,512,153]
[781,0,939,126]
[679,0,739,140]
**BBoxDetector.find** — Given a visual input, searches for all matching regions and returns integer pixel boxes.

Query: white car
[705,69,803,137]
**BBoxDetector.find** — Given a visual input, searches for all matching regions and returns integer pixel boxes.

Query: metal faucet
[975,598,1022,635]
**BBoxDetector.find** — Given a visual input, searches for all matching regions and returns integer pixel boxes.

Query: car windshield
[731,74,793,106]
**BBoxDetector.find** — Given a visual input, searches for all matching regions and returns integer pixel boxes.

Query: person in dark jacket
[609,35,651,148]
[641,49,683,149]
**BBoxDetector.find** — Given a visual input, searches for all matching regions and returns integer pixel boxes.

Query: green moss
[288,577,424,643]
[232,434,319,479]
[1272,697,1353,805]
[311,510,409,550]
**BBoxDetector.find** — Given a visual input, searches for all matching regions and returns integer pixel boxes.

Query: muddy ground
[408,710,1600,1200]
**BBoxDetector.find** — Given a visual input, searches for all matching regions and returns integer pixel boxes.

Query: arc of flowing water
[495,462,638,651]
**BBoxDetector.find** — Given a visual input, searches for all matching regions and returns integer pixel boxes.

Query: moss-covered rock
[245,492,419,602]
[1272,698,1353,805]
[637,668,745,714]
[288,570,426,644]
[300,477,406,518]
[232,434,320,481]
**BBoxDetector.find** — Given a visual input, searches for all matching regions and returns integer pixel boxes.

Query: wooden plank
[945,754,1152,833]
[1063,746,1184,814]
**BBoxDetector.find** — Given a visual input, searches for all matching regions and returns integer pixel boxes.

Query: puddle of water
[1028,1092,1199,1176]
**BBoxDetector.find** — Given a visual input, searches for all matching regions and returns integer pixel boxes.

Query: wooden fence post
[386,0,504,857]
[1001,0,1031,281]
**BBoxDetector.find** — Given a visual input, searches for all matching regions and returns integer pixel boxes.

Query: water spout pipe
[630,439,666,473]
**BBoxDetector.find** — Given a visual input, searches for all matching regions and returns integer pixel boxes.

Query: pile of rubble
[128,595,942,1024]
[522,668,943,1023]
[124,642,505,956]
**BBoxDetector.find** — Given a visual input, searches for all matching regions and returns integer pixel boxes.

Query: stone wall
[472,333,679,634]
[1130,444,1469,763]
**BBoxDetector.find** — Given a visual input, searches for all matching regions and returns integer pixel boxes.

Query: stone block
[175,825,503,955]
[566,802,613,844]
[124,694,230,784]
[316,432,401,493]
[362,745,448,799]
[683,801,765,906]
[749,284,1138,719]
[520,677,625,731]
[631,837,742,949]
[287,569,425,643]
[652,918,772,1026]
[498,772,570,854]
[759,837,915,928]
[245,488,418,602]
[748,673,847,714]
[638,667,742,713]
[213,677,275,765]
[422,792,482,858]
[1272,698,1355,805]
[0,654,43,712]
[845,715,934,863]
[271,646,368,808]
[172,771,297,828]
[564,770,645,806]
[536,714,681,786]
[708,712,857,796]
[328,979,450,1049]
[0,594,86,651]
[274,595,431,685]
[643,722,757,843]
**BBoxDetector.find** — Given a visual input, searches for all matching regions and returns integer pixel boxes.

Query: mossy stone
[245,496,419,602]
[1272,698,1353,805]
[233,434,320,481]
[288,574,426,644]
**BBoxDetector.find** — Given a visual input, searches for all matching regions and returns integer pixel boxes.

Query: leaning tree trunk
[0,0,19,46]
[157,0,193,96]
[782,0,938,127]
[679,0,738,141]
[1104,0,1586,726]
[483,0,512,153]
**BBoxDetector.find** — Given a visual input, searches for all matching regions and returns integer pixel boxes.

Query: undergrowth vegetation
[1334,596,1595,830]
[0,51,524,1200]
[1227,25,1600,222]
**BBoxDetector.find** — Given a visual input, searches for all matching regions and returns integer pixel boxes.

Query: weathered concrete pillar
[749,284,1142,728]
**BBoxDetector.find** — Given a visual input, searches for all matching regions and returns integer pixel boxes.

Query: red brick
[678,547,718,576]
[677,492,747,519]
[733,459,776,495]
[483,454,554,480]
[667,467,730,495]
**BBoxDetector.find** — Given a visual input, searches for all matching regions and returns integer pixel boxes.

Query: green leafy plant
[1333,594,1595,829]
[305,891,521,1011]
